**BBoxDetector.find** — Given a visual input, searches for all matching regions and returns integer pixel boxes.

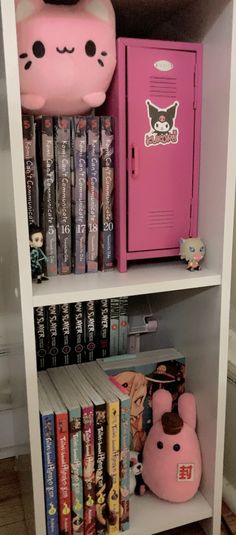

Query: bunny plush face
[15,0,116,115]
[142,390,202,503]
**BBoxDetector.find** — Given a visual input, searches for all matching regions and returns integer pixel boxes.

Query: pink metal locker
[103,38,202,272]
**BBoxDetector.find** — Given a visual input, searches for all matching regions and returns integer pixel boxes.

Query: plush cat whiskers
[180,237,206,271]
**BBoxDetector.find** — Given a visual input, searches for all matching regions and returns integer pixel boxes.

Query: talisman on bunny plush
[15,0,116,115]
[142,390,202,503]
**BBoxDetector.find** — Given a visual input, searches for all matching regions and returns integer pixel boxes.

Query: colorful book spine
[86,117,100,273]
[98,299,110,358]
[69,407,84,535]
[22,115,39,227]
[118,297,128,355]
[55,411,71,535]
[60,303,73,366]
[70,119,76,273]
[109,298,120,356]
[94,404,106,535]
[40,411,59,535]
[110,378,130,532]
[82,405,96,535]
[99,116,114,271]
[54,116,71,275]
[47,305,60,368]
[34,306,47,371]
[106,400,120,535]
[74,116,87,274]
[41,116,57,276]
[85,300,97,362]
[73,302,85,364]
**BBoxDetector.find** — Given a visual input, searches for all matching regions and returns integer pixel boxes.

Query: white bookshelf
[0,0,236,534]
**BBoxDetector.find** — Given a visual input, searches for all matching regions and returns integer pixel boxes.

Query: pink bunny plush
[15,0,116,115]
[142,390,202,502]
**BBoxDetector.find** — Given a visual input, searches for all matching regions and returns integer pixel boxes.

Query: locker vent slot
[149,76,177,98]
[147,210,174,229]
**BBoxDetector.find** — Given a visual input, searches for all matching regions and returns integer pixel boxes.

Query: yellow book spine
[106,400,120,535]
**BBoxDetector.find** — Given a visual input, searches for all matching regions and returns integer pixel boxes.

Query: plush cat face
[15,0,116,115]
[180,237,206,263]
[146,100,178,134]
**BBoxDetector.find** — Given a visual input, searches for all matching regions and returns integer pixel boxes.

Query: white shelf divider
[32,263,221,307]
[127,491,212,535]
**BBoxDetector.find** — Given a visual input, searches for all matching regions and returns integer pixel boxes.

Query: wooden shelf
[32,263,221,307]
[127,491,212,535]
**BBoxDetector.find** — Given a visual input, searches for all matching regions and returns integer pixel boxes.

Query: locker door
[127,45,196,252]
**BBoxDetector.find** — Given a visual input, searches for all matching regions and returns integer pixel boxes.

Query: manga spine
[98,299,110,358]
[69,407,84,535]
[94,403,106,535]
[22,114,39,227]
[41,116,57,276]
[73,302,85,364]
[82,405,96,535]
[74,116,87,274]
[60,303,73,366]
[85,300,97,362]
[55,411,71,535]
[40,412,59,535]
[34,306,47,371]
[47,304,60,368]
[99,116,114,271]
[109,298,120,356]
[54,116,71,274]
[86,117,99,273]
[118,297,128,355]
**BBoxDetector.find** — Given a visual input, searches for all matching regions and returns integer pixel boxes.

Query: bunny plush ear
[15,0,43,22]
[178,393,196,430]
[83,0,115,24]
[152,389,172,424]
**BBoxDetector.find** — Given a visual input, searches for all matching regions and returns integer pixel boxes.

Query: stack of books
[38,362,131,535]
[34,297,129,370]
[22,114,114,276]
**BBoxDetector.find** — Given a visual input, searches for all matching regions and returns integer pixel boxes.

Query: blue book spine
[119,397,131,532]
[40,412,59,535]
[69,407,84,535]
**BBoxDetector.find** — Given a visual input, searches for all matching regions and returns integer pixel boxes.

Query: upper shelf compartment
[32,262,221,306]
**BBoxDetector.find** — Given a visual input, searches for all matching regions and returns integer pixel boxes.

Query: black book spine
[47,304,60,367]
[85,300,97,361]
[34,306,47,371]
[98,299,110,358]
[72,302,85,364]
[59,303,72,365]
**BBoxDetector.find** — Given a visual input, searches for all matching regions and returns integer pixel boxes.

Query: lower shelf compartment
[127,491,212,535]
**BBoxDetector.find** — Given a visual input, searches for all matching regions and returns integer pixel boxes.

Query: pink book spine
[82,405,96,535]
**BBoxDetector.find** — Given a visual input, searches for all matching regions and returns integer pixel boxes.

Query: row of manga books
[22,114,114,276]
[38,361,130,535]
[34,297,128,370]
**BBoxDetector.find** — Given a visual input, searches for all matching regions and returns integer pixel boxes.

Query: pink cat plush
[142,390,202,503]
[15,0,116,115]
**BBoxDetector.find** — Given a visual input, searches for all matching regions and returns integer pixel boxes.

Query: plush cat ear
[178,393,196,430]
[152,389,172,424]
[15,0,43,22]
[82,0,115,24]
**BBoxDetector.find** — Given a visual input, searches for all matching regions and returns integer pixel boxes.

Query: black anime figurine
[29,224,48,283]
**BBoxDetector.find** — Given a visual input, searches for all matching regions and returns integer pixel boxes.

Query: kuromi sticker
[144,100,179,147]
